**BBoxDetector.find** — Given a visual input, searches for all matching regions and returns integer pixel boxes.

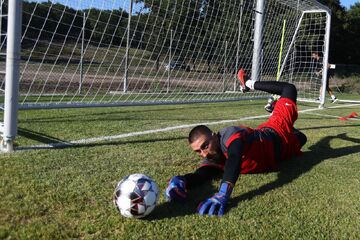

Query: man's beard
[207,149,224,163]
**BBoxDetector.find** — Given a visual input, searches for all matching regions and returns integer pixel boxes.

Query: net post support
[251,0,265,82]
[319,10,331,109]
[234,0,244,91]
[223,41,228,92]
[167,30,173,93]
[124,0,133,93]
[1,0,22,153]
[79,11,86,95]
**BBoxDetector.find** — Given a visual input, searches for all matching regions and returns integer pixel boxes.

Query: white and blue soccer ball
[113,173,159,218]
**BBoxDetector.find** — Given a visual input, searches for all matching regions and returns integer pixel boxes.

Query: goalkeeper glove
[165,176,187,202]
[197,182,233,216]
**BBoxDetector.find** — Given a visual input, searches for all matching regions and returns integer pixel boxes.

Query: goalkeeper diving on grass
[165,74,307,216]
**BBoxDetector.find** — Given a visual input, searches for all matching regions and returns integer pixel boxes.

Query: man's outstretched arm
[183,166,223,188]
[165,166,222,202]
[198,138,244,216]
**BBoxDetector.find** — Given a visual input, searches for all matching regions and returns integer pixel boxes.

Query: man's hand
[165,176,187,202]
[197,182,233,216]
[315,70,322,77]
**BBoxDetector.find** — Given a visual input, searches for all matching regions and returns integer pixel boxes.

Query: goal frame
[0,0,332,152]
[1,0,21,152]
[277,9,331,108]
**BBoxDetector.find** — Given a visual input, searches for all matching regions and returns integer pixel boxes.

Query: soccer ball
[113,173,159,218]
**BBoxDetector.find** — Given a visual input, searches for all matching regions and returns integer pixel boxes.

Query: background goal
[0,0,331,150]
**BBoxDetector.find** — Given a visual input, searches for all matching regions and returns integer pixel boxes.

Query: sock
[245,80,256,90]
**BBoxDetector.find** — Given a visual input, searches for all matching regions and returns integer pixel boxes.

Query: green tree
[96,9,128,46]
[318,0,347,63]
[133,0,173,68]
[345,3,360,64]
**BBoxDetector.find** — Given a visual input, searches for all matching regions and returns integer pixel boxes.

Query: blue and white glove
[197,182,233,216]
[165,176,187,202]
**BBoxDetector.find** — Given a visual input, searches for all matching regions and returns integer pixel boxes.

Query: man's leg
[327,86,337,103]
[253,81,297,103]
[252,81,307,156]
[293,128,307,147]
[237,70,297,103]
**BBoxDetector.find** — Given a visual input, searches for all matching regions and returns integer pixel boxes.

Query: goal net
[0,0,331,151]
[0,0,330,109]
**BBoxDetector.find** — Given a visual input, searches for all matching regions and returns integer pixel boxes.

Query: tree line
[319,0,360,64]
[1,0,359,65]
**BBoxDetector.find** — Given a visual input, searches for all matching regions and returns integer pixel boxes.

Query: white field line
[301,112,360,121]
[338,99,360,103]
[16,103,360,151]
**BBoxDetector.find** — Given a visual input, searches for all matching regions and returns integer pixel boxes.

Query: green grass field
[1,96,360,239]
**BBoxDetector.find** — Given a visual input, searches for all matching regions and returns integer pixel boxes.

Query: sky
[32,0,359,11]
[33,0,146,13]
[341,0,359,9]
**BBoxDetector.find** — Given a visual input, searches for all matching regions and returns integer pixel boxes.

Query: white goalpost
[0,0,331,151]
[0,0,22,152]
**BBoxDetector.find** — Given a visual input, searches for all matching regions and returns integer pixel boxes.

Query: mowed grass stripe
[16,103,360,150]
[1,98,359,239]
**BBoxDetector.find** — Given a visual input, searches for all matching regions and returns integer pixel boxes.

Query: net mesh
[0,0,330,109]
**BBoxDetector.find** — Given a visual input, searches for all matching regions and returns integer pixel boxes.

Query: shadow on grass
[148,132,359,219]
[17,125,359,219]
[146,184,219,220]
[299,124,360,131]
[17,125,189,150]
[18,127,71,145]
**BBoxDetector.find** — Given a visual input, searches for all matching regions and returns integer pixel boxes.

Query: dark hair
[188,125,212,143]
[311,51,322,57]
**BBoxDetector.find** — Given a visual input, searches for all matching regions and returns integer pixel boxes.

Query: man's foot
[264,96,277,113]
[331,97,338,103]
[237,68,249,92]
